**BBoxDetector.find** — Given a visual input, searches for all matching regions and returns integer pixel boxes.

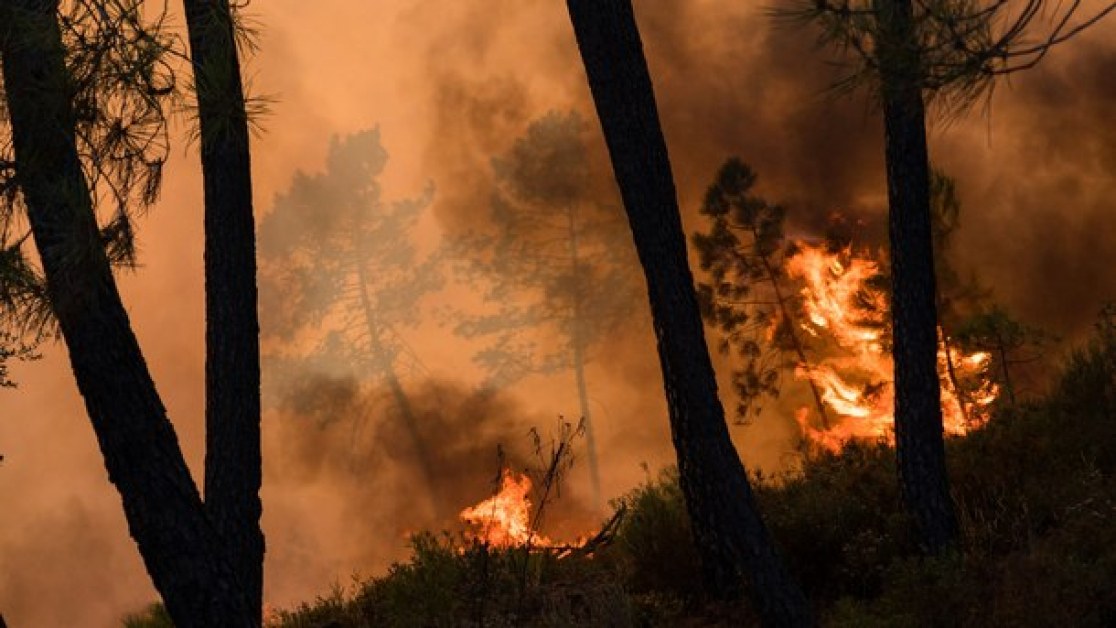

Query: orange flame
[787,242,998,452]
[459,469,552,548]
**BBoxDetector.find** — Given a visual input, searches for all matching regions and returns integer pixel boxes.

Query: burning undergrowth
[261,374,599,606]
[265,308,1116,627]
[787,242,999,452]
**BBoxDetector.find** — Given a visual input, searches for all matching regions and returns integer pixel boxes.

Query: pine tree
[692,158,831,427]
[451,111,643,512]
[258,129,445,517]
[787,0,1114,552]
[0,1,255,623]
[565,2,812,624]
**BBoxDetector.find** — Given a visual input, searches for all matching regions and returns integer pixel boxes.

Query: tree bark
[564,2,812,625]
[181,0,264,619]
[875,0,960,552]
[0,2,254,624]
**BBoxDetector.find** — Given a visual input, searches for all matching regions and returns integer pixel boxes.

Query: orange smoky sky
[2,1,1115,625]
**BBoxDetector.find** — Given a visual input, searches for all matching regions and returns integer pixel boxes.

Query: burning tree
[786,241,1000,451]
[257,129,445,516]
[450,111,643,513]
[783,0,1115,553]
[690,162,1013,451]
[691,158,832,426]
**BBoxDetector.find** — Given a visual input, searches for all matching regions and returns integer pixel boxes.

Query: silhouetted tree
[692,158,831,427]
[451,110,642,512]
[258,129,444,516]
[183,0,265,618]
[0,0,255,624]
[788,0,1114,552]
[565,2,812,625]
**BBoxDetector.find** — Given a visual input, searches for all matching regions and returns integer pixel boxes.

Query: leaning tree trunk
[0,2,253,625]
[565,2,812,625]
[875,0,960,552]
[182,0,264,620]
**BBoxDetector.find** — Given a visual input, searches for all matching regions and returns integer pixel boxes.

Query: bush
[129,314,1116,627]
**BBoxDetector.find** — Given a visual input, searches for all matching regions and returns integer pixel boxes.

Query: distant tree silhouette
[450,111,643,512]
[0,0,256,624]
[565,2,812,625]
[258,129,445,517]
[788,0,1114,553]
[691,158,831,427]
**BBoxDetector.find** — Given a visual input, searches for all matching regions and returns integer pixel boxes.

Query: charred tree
[874,0,959,552]
[0,1,253,624]
[181,0,264,616]
[565,2,812,625]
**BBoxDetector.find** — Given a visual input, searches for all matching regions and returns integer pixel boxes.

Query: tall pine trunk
[875,0,960,552]
[564,2,812,625]
[182,0,265,619]
[0,2,254,624]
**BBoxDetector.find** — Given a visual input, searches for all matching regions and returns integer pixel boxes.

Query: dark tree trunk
[182,0,264,619]
[564,2,812,625]
[0,2,253,625]
[875,0,960,552]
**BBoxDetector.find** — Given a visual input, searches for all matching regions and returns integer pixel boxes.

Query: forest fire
[459,469,553,548]
[787,243,999,452]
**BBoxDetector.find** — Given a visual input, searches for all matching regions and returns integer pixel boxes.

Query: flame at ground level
[459,469,553,548]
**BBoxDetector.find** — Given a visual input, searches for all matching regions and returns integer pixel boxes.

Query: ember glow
[459,469,552,548]
[787,243,999,452]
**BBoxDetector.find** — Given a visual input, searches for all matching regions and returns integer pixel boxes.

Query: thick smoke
[2,1,1114,625]
[261,375,604,607]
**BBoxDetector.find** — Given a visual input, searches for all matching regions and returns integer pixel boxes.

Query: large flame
[787,242,998,452]
[459,469,553,548]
